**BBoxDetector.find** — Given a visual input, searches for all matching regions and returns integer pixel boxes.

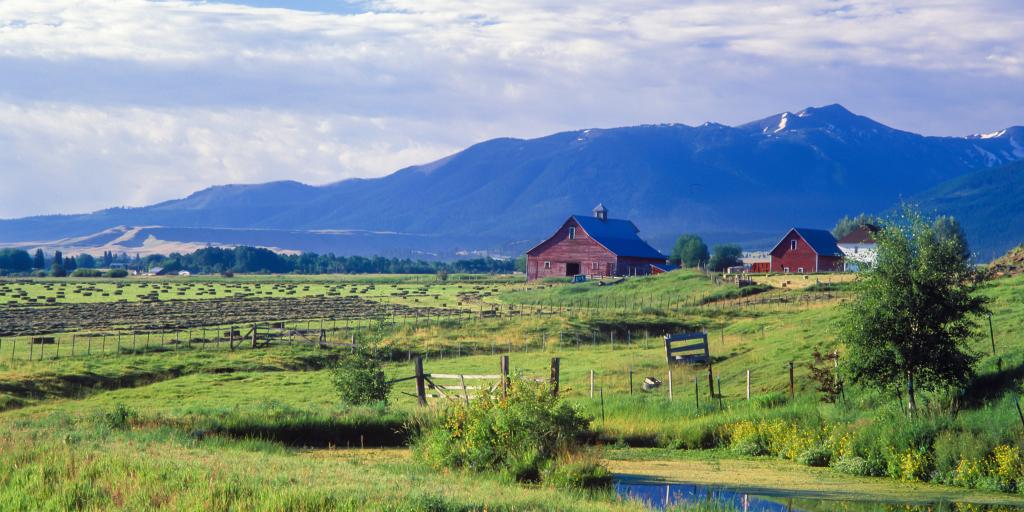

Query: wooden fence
[388,355,561,406]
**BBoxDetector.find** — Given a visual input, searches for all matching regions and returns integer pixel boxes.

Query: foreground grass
[0,429,642,511]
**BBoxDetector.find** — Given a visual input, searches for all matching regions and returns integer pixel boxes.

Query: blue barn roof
[784,227,843,257]
[571,215,666,260]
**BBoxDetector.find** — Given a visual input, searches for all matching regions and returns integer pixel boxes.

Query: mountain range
[2,104,1022,260]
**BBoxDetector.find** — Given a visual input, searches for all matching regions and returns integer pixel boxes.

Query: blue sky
[0,0,1022,218]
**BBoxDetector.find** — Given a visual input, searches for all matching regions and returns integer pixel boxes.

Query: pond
[616,479,1024,511]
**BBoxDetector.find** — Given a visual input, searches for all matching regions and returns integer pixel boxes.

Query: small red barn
[526,204,667,281]
[769,228,843,273]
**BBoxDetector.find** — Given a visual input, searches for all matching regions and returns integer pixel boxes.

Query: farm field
[2,270,1024,510]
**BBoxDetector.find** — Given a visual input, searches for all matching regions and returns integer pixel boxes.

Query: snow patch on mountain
[774,113,789,133]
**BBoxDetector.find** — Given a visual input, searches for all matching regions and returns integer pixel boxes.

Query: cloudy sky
[1,0,1022,218]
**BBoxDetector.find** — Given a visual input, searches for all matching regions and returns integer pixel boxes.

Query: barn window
[797,267,804,273]
[591,261,599,269]
[544,261,551,269]
[790,240,797,250]
[568,227,576,240]
[783,267,790,273]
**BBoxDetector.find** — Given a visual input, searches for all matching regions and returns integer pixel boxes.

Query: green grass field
[2,270,1024,510]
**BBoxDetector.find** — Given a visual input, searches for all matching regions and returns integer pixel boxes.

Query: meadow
[1,270,1023,510]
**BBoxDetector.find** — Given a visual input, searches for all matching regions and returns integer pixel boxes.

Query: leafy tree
[708,244,742,272]
[670,234,709,267]
[32,249,45,269]
[76,253,96,268]
[932,215,970,261]
[838,207,986,413]
[50,263,66,277]
[833,213,883,240]
[330,323,392,406]
[514,255,527,273]
[64,256,78,272]
[0,249,32,272]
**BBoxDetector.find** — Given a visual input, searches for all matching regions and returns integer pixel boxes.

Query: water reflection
[615,481,1024,511]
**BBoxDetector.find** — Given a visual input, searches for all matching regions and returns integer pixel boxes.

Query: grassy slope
[3,272,1024,509]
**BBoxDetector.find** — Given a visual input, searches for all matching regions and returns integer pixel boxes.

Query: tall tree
[53,250,63,268]
[670,234,709,267]
[833,213,883,239]
[76,253,96,268]
[932,215,971,261]
[708,244,742,272]
[838,207,986,413]
[32,249,45,270]
[0,249,32,272]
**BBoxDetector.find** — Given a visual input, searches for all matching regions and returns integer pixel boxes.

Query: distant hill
[1,104,1021,258]
[914,156,1024,261]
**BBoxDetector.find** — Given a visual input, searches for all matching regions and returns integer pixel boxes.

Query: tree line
[0,246,515,276]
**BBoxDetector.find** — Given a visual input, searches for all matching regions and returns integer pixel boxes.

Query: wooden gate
[664,331,709,365]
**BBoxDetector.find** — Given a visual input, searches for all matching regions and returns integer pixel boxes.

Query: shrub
[542,452,613,490]
[832,456,871,476]
[415,378,596,486]
[102,404,139,430]
[797,445,832,467]
[888,447,932,482]
[991,444,1023,492]
[932,430,991,478]
[331,349,391,406]
[105,269,128,278]
[70,268,103,278]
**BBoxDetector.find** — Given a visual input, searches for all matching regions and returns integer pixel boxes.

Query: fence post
[501,355,509,399]
[629,367,633,395]
[667,368,673,401]
[717,375,723,410]
[550,357,560,397]
[989,313,997,357]
[252,323,257,349]
[415,356,427,406]
[29,337,34,361]
[746,369,751,400]
[694,378,700,410]
[788,361,795,400]
[707,366,714,399]
[1016,397,1024,430]
[590,370,595,399]
[71,335,76,357]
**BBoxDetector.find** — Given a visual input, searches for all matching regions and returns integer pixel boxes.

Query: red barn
[769,228,844,273]
[525,204,667,281]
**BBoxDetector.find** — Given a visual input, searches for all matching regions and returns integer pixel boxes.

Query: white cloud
[0,0,1022,217]
[0,102,460,217]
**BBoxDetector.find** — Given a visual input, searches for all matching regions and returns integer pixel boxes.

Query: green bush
[831,455,886,477]
[105,269,129,278]
[541,452,613,490]
[415,378,596,486]
[70,268,103,277]
[102,404,139,430]
[932,430,992,478]
[330,349,391,406]
[797,445,832,467]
